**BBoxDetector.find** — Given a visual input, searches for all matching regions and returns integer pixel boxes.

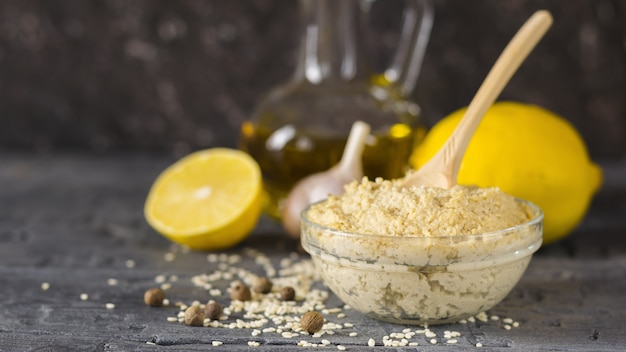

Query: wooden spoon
[282,121,371,237]
[401,10,553,189]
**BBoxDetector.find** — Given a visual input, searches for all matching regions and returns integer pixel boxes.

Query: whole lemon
[410,102,602,244]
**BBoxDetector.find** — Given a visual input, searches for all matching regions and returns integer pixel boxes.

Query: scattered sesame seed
[125,259,136,268]
[167,317,178,322]
[105,303,115,309]
[502,318,513,324]
[107,278,118,286]
[154,275,166,284]
[408,342,419,346]
[337,313,346,318]
[343,323,354,328]
[145,341,155,345]
[321,339,331,345]
[349,332,358,337]
[164,252,175,262]
[513,321,520,327]
[41,282,50,291]
[162,298,170,306]
[80,293,89,301]
[504,324,512,330]
[160,283,172,290]
[425,331,436,338]
[248,341,260,347]
[337,345,346,351]
[212,341,223,346]
[430,338,437,345]
[447,339,458,344]
[367,338,375,347]
[476,342,483,347]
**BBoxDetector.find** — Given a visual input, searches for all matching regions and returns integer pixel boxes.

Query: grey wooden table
[1,153,625,351]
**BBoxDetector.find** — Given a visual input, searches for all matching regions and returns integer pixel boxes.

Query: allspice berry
[143,288,165,307]
[300,311,324,334]
[281,286,296,301]
[230,281,252,301]
[253,277,273,294]
[184,305,205,326]
[204,301,223,320]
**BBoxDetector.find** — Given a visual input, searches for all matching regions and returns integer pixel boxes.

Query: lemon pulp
[144,148,262,250]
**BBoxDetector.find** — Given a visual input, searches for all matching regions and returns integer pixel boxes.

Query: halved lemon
[144,148,262,251]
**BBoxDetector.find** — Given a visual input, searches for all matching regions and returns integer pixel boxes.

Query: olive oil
[240,120,426,220]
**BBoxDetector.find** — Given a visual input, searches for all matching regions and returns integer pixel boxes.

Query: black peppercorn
[253,277,273,294]
[230,281,252,301]
[184,305,205,326]
[204,301,223,320]
[281,286,296,301]
[300,311,324,333]
[143,288,165,307]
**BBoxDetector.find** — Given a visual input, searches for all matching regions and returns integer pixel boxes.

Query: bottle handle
[383,0,434,97]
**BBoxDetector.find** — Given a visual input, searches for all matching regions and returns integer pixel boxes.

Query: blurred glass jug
[240,0,434,219]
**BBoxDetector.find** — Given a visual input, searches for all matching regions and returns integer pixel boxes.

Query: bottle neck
[294,0,370,85]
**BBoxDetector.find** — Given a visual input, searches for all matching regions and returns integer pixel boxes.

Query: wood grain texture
[0,153,625,351]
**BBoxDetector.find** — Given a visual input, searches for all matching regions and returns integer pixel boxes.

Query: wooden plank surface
[0,153,625,351]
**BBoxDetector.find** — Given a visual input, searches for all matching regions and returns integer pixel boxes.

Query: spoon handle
[447,10,552,177]
[408,10,552,188]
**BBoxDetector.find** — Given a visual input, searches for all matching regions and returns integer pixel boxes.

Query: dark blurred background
[0,0,624,160]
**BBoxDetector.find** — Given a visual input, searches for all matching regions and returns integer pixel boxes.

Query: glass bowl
[301,199,543,325]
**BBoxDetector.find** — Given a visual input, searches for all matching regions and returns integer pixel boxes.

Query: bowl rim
[301,198,543,241]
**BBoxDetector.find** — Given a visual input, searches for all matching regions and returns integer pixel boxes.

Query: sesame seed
[160,283,172,290]
[154,275,166,284]
[212,341,223,346]
[321,339,331,345]
[367,338,375,347]
[41,282,50,291]
[425,331,436,338]
[343,323,354,328]
[504,324,512,330]
[337,345,346,351]
[80,293,89,301]
[162,298,170,306]
[125,259,135,268]
[349,332,358,337]
[476,312,488,322]
[476,342,483,347]
[105,303,115,309]
[447,339,458,344]
[248,341,260,347]
[502,318,513,324]
[409,342,419,346]
[145,341,155,345]
[167,317,178,322]
[107,278,119,285]
[513,321,520,327]
[430,338,437,345]
[490,315,500,321]
[164,252,175,262]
